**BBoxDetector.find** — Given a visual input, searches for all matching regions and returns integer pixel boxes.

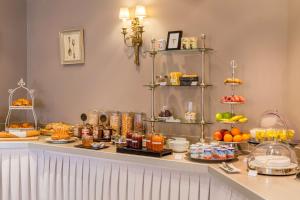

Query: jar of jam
[131,133,143,149]
[126,132,133,148]
[82,132,93,147]
[145,133,153,151]
[92,125,103,140]
[151,134,164,152]
[73,124,83,138]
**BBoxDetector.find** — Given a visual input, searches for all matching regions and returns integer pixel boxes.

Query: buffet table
[0,140,299,200]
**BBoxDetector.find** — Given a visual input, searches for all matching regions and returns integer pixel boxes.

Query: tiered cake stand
[5,79,37,133]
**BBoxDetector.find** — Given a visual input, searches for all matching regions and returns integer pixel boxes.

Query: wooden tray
[116,147,173,157]
[74,144,109,150]
[93,138,111,142]
[0,136,39,141]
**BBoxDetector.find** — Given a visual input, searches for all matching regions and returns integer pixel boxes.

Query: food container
[131,133,143,149]
[250,110,295,143]
[134,113,145,133]
[179,75,199,86]
[103,129,112,140]
[126,132,133,148]
[99,112,109,126]
[145,133,153,151]
[82,132,93,147]
[203,148,213,160]
[151,134,164,152]
[247,141,298,176]
[226,147,235,159]
[73,124,83,138]
[156,75,168,86]
[169,72,183,86]
[167,137,189,153]
[190,144,199,158]
[92,125,103,140]
[110,112,121,135]
[88,110,99,126]
[121,112,134,136]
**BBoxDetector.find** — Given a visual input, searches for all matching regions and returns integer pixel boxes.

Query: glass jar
[121,112,134,136]
[134,113,145,133]
[73,124,83,138]
[126,132,133,148]
[88,110,99,126]
[110,112,121,135]
[151,134,164,152]
[82,132,93,147]
[145,133,153,151]
[92,125,103,140]
[131,133,143,149]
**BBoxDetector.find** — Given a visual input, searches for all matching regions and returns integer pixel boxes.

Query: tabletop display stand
[220,60,245,127]
[5,79,37,133]
[145,34,213,142]
[218,61,248,153]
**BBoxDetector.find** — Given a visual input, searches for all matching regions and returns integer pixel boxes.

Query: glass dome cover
[250,110,295,142]
[247,141,298,175]
[260,110,287,129]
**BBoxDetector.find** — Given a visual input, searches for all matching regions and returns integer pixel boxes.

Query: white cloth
[0,149,249,200]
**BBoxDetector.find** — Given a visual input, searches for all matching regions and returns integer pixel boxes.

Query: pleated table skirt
[0,149,248,200]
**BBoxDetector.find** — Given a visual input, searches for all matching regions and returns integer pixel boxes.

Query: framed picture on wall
[166,31,183,50]
[59,29,85,65]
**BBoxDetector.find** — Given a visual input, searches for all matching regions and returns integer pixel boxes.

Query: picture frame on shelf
[59,29,85,65]
[166,31,183,50]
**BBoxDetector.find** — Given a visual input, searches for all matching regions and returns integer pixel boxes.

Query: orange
[231,127,241,136]
[223,134,233,142]
[233,135,242,142]
[241,133,251,141]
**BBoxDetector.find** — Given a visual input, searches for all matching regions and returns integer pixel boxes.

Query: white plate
[45,137,77,144]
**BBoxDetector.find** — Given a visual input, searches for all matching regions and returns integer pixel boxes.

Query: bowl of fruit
[221,95,245,104]
[215,112,248,124]
[213,127,251,143]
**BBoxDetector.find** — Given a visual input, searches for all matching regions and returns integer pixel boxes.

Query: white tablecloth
[0,149,248,200]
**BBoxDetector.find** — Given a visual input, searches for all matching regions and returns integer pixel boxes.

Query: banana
[239,117,248,123]
[230,115,244,121]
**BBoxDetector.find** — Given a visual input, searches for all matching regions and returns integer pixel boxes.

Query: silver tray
[45,137,77,144]
[187,153,238,163]
[248,161,299,176]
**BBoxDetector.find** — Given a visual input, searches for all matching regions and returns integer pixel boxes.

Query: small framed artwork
[59,29,85,65]
[166,31,183,50]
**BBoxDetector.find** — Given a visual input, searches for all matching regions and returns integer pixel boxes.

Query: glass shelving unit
[144,34,213,142]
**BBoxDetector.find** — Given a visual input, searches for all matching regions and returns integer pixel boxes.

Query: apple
[220,129,228,137]
[213,131,223,141]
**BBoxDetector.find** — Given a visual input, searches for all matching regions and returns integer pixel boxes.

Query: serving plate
[186,153,238,163]
[45,137,77,144]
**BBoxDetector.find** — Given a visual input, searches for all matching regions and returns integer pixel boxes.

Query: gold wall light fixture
[119,5,147,65]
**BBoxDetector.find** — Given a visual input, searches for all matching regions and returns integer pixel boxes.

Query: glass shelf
[224,82,242,86]
[158,48,213,54]
[144,118,213,125]
[217,121,248,125]
[144,84,213,88]
[220,101,245,105]
[145,48,213,55]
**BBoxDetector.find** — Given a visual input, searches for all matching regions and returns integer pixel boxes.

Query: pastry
[26,130,40,137]
[0,132,18,138]
[51,128,71,140]
[12,98,32,106]
[224,78,242,84]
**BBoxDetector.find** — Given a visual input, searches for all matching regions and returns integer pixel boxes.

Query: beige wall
[286,0,300,137]
[27,0,290,140]
[0,0,27,127]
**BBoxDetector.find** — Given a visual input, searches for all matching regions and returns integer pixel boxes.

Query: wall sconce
[119,5,147,65]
